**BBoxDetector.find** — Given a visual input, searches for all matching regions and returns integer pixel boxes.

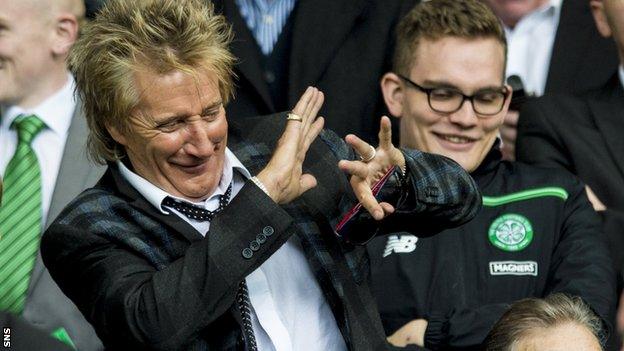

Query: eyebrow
[421,79,503,93]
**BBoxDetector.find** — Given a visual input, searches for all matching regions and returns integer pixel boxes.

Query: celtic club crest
[488,214,533,252]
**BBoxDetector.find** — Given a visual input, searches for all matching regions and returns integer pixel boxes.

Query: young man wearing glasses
[367,0,617,349]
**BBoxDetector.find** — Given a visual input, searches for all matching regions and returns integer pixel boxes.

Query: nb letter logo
[383,235,418,257]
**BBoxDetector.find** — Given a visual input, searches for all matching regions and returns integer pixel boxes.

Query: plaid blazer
[41,113,480,351]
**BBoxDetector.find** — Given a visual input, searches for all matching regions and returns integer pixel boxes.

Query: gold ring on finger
[287,112,303,122]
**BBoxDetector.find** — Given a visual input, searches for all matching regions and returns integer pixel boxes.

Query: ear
[51,14,80,57]
[500,84,513,116]
[590,0,612,38]
[107,124,128,146]
[380,72,406,119]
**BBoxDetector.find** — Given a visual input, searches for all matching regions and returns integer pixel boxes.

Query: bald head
[23,0,85,23]
[0,0,84,107]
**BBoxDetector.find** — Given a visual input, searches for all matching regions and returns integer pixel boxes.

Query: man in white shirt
[484,0,618,160]
[0,0,104,349]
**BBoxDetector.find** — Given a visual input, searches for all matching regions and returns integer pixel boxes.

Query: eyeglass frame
[396,73,510,116]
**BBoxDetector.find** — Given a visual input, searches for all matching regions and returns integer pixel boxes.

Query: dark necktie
[162,183,232,221]
[161,182,257,350]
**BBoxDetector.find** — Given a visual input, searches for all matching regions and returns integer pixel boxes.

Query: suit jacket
[0,312,73,351]
[41,113,480,351]
[17,102,105,351]
[517,73,624,287]
[544,0,618,95]
[213,0,418,143]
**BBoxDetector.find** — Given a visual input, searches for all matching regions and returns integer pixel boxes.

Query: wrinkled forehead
[130,67,222,121]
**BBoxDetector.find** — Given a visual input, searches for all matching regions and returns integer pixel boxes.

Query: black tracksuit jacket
[368,147,616,350]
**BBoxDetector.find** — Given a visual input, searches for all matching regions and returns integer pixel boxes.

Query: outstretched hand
[256,87,325,204]
[338,116,405,220]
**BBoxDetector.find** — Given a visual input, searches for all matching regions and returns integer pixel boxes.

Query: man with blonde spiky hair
[0,0,104,349]
[40,0,481,350]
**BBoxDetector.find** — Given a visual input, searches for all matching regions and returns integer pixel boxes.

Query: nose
[447,99,478,128]
[183,120,213,157]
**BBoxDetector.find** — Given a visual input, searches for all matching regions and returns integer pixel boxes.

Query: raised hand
[338,116,405,220]
[255,87,325,204]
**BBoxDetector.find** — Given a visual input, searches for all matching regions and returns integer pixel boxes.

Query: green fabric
[482,187,569,207]
[51,327,76,349]
[0,114,46,313]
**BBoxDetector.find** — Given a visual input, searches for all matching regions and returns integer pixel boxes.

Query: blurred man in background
[518,0,624,317]
[213,0,418,143]
[483,0,617,160]
[0,0,104,349]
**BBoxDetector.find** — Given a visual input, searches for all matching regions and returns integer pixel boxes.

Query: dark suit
[544,0,618,95]
[214,0,418,143]
[517,73,624,285]
[1,101,105,350]
[41,113,480,350]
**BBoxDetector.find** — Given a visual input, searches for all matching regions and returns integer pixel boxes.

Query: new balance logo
[489,261,538,276]
[383,235,418,257]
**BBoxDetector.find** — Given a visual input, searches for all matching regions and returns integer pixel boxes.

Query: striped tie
[0,114,46,313]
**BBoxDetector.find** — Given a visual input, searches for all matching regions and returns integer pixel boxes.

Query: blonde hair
[485,293,605,351]
[69,0,235,163]
[393,0,507,76]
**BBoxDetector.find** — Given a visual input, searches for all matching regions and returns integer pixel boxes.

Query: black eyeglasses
[397,74,509,116]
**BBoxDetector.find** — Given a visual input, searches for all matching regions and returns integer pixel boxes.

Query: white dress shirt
[618,65,624,89]
[505,0,563,96]
[0,74,76,224]
[118,149,347,351]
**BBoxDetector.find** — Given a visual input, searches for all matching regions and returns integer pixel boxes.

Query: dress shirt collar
[618,65,624,90]
[1,73,76,139]
[503,0,562,33]
[117,147,252,214]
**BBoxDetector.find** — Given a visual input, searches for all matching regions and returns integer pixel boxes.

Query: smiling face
[384,36,509,172]
[109,68,228,201]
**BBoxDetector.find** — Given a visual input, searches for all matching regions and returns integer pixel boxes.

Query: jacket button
[256,233,267,244]
[242,248,253,259]
[250,240,260,251]
[263,226,274,236]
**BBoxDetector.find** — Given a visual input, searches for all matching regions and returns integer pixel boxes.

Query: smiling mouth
[434,133,478,144]
[175,161,208,173]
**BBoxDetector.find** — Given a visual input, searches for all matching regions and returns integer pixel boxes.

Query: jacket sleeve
[516,98,573,170]
[381,149,481,237]
[41,183,298,350]
[542,178,617,339]
[424,179,617,349]
[320,130,482,244]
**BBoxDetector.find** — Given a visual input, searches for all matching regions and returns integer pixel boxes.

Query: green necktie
[0,114,46,313]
